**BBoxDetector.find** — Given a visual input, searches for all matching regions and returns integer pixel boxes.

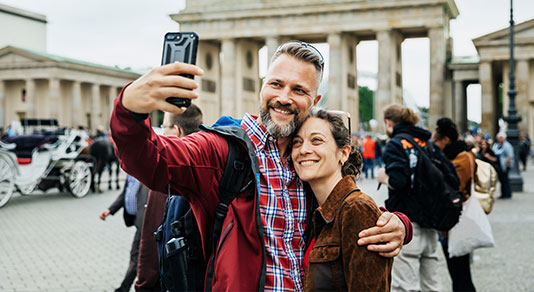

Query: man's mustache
[267,101,299,115]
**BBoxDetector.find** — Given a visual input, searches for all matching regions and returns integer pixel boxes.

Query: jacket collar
[316,175,359,224]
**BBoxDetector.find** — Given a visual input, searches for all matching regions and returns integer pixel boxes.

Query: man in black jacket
[100,175,149,292]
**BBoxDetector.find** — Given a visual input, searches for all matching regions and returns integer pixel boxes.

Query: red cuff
[379,207,413,245]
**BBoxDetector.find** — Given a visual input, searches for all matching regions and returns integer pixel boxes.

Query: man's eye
[271,82,281,87]
[294,88,306,94]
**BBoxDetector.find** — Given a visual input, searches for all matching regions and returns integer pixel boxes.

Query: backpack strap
[205,136,250,291]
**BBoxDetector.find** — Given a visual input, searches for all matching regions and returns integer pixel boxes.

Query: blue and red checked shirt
[241,114,307,292]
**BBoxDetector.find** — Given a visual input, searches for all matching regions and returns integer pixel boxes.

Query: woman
[291,108,392,291]
[442,139,477,292]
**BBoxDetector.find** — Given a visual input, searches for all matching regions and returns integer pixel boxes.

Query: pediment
[474,19,534,45]
[0,46,55,65]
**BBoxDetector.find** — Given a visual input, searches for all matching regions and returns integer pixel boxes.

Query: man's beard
[260,101,301,138]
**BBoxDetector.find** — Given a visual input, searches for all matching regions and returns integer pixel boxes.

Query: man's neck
[277,137,291,164]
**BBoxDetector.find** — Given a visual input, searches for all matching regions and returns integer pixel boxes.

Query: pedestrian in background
[375,136,385,168]
[377,104,446,292]
[135,104,203,292]
[492,132,514,199]
[362,134,376,178]
[100,175,149,292]
[519,135,530,171]
[442,131,477,292]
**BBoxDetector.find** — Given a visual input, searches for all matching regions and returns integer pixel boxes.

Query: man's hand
[99,209,111,221]
[358,212,405,257]
[122,62,204,114]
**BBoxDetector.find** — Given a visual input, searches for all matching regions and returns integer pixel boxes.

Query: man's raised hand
[122,62,204,114]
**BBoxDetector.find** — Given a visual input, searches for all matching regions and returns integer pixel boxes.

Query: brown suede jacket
[304,175,392,292]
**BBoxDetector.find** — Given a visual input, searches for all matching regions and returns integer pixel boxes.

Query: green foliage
[359,86,374,123]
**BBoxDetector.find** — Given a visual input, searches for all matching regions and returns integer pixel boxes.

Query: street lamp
[503,0,523,192]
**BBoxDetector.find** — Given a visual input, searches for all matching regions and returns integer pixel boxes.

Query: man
[377,106,457,292]
[492,132,514,199]
[100,175,149,292]
[135,105,203,292]
[362,134,376,178]
[111,41,411,291]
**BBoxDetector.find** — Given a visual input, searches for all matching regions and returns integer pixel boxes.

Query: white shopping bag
[448,195,495,257]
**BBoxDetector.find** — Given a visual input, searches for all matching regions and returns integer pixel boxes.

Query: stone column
[197,41,221,125]
[221,38,237,117]
[91,84,101,131]
[376,30,403,131]
[265,36,280,65]
[480,62,496,136]
[516,59,530,134]
[454,81,467,133]
[25,79,36,117]
[327,33,343,110]
[48,78,61,122]
[428,27,447,129]
[0,80,4,128]
[327,33,359,132]
[71,81,83,128]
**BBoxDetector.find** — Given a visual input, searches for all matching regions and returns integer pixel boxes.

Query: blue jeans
[363,158,375,178]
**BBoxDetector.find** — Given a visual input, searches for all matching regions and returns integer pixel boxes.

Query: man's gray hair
[270,41,324,87]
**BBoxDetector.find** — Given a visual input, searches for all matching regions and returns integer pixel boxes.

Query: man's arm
[357,211,412,258]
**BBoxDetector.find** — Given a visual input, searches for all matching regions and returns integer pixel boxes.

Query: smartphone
[161,32,199,108]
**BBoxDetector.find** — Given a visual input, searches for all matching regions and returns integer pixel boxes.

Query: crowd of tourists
[101,40,526,292]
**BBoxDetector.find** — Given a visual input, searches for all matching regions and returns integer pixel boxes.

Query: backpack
[471,158,498,214]
[154,136,250,292]
[396,134,462,231]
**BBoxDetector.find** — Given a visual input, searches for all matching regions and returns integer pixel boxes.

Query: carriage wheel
[0,157,15,208]
[67,160,92,198]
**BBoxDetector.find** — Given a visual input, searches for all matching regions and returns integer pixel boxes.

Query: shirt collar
[241,113,271,152]
[315,175,359,224]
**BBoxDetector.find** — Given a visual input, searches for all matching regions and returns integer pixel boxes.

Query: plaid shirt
[241,114,307,292]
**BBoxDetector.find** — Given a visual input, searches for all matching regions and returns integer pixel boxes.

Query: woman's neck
[308,172,344,206]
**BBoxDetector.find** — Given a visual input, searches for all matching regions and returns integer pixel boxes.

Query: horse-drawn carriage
[0,119,93,208]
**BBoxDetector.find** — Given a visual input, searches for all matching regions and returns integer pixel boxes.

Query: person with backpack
[135,105,203,292]
[111,41,412,291]
[292,108,392,291]
[376,105,461,292]
[442,138,478,292]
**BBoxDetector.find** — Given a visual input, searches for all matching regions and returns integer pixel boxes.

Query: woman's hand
[357,212,405,257]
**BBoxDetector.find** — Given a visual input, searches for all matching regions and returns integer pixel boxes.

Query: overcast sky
[2,0,534,122]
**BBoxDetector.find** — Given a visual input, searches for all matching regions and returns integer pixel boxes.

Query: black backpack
[154,136,251,292]
[396,134,462,231]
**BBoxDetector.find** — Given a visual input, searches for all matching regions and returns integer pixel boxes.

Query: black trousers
[441,241,476,292]
[116,226,141,292]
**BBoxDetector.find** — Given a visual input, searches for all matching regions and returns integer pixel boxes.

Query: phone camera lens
[166,34,175,40]
[190,34,195,38]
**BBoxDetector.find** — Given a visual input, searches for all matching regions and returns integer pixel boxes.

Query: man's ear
[313,94,322,106]
[175,125,183,138]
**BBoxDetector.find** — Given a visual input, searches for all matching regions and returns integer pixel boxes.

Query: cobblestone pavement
[1,165,533,291]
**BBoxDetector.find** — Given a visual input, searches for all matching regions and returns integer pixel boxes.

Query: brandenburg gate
[171,0,458,131]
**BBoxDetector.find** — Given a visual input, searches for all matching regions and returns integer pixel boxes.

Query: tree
[359,86,374,124]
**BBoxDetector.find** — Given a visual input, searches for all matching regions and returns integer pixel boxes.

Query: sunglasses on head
[281,41,325,70]
[327,110,352,135]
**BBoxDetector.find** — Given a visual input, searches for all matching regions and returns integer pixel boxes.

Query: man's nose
[277,87,293,105]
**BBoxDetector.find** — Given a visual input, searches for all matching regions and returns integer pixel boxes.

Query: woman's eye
[312,137,323,143]
[293,140,302,146]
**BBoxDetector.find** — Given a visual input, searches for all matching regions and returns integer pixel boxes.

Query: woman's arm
[341,199,393,292]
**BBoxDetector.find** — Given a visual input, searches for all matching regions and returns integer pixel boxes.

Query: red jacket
[111,93,266,291]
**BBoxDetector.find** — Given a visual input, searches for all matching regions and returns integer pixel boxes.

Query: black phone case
[161,32,199,108]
